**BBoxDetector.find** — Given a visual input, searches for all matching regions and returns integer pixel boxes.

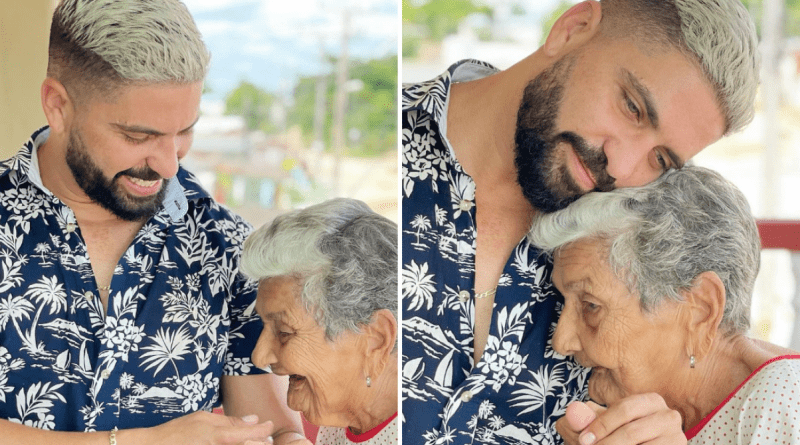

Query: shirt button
[66,222,76,233]
[459,200,473,212]
[460,390,473,403]
[458,290,470,302]
[101,369,111,379]
[84,291,94,300]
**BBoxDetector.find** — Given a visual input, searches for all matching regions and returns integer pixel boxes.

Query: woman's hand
[556,393,686,445]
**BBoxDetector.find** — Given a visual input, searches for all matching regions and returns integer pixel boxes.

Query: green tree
[402,0,494,58]
[539,1,574,45]
[287,55,397,157]
[739,0,800,38]
[224,81,278,133]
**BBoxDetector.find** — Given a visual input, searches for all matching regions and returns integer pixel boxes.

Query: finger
[218,420,275,444]
[565,401,598,431]
[580,393,668,445]
[593,408,683,445]
[556,416,583,445]
[585,401,607,416]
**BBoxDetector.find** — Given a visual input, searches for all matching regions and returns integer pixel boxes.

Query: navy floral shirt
[401,61,589,444]
[0,127,264,431]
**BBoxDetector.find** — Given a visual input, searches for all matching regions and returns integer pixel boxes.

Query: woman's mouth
[289,374,306,387]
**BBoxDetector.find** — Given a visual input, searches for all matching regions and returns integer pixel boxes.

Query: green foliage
[402,0,494,58]
[539,1,574,45]
[287,55,397,157]
[739,0,800,37]
[224,81,278,132]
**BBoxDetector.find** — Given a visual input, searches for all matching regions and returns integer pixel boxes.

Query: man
[401,0,758,443]
[0,1,308,444]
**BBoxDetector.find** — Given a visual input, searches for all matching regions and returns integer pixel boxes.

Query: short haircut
[47,0,210,103]
[529,166,760,334]
[241,198,398,342]
[598,0,759,134]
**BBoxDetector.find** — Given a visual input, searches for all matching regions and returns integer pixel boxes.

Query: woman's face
[251,276,365,427]
[551,239,687,406]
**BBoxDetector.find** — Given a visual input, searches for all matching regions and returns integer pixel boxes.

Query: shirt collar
[21,126,192,222]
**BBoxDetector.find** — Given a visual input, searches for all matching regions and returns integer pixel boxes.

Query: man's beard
[66,128,167,222]
[514,55,615,214]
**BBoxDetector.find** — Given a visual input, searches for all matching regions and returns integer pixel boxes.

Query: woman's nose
[251,329,278,370]
[552,303,582,357]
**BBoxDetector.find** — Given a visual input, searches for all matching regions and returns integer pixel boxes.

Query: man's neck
[445,50,548,188]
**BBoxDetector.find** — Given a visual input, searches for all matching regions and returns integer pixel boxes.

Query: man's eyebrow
[622,68,659,129]
[111,116,200,136]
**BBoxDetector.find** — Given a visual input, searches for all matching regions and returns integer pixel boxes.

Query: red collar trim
[684,354,800,439]
[345,412,397,443]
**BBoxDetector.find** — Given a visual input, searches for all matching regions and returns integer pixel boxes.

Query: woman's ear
[683,271,726,360]
[543,1,603,57]
[362,309,397,378]
[41,77,73,134]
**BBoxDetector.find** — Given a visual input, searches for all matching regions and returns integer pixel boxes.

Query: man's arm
[221,374,310,445]
[0,412,275,445]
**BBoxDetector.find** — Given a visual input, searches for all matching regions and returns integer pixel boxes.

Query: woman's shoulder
[688,355,800,445]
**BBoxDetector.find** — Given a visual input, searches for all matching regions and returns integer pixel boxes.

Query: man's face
[515,39,726,213]
[67,81,203,220]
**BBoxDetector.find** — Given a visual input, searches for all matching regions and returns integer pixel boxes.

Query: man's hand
[123,411,276,445]
[555,393,686,445]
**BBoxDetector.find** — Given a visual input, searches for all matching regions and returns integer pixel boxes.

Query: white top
[315,413,398,445]
[687,355,800,445]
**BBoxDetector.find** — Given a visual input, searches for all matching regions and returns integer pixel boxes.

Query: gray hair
[528,167,760,334]
[48,0,210,101]
[241,198,398,342]
[599,0,759,134]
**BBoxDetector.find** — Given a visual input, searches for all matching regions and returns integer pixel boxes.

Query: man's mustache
[554,131,615,192]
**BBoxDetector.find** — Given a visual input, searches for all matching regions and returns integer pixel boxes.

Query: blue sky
[183,0,399,101]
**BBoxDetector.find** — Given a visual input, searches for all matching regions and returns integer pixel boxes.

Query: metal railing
[757,220,800,350]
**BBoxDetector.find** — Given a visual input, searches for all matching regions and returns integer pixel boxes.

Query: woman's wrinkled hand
[556,393,686,445]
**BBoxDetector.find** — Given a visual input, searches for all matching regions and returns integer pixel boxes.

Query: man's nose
[602,133,660,187]
[147,136,188,179]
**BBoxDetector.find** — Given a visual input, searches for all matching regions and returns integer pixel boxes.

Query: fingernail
[242,414,258,423]
[580,432,596,445]
[267,436,274,444]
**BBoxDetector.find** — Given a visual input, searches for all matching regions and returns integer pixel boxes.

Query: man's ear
[362,309,397,378]
[41,77,74,134]
[543,0,602,57]
[682,271,726,360]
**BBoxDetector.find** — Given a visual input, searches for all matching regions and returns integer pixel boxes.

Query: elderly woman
[240,198,398,445]
[528,167,800,445]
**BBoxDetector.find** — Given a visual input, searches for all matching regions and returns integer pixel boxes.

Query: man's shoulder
[403,59,499,125]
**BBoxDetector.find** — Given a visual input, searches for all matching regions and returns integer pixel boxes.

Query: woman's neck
[666,335,778,430]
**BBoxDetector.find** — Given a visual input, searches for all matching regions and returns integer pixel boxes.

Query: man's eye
[655,151,667,170]
[123,134,147,144]
[624,94,641,121]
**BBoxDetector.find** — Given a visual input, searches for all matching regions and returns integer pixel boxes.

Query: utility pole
[331,10,350,197]
[762,0,783,217]
[312,39,328,154]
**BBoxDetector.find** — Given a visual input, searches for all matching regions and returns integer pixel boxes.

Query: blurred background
[403,0,800,348]
[0,0,398,223]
